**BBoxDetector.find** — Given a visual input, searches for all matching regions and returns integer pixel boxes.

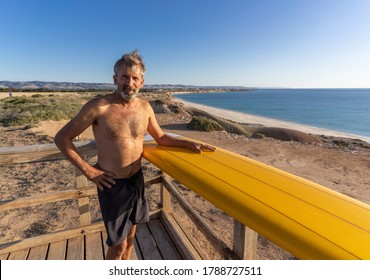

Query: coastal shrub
[187,116,224,132]
[0,96,83,126]
[168,103,183,114]
[332,139,349,147]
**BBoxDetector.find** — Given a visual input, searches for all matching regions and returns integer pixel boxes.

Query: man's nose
[125,77,134,86]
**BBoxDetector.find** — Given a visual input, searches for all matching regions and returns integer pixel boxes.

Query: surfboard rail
[143,137,370,260]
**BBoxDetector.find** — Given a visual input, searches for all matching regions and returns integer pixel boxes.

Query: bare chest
[94,105,149,139]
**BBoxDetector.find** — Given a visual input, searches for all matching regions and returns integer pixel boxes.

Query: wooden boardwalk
[0,213,192,260]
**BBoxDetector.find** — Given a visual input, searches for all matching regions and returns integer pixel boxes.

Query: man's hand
[85,165,116,191]
[187,141,216,154]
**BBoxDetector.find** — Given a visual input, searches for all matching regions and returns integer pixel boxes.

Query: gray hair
[114,49,146,76]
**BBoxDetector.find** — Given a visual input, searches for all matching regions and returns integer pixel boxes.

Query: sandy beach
[173,97,370,143]
[1,92,369,259]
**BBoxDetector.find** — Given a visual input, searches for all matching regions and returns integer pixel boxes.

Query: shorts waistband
[113,168,143,183]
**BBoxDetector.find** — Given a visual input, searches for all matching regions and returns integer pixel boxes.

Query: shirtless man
[54,50,215,260]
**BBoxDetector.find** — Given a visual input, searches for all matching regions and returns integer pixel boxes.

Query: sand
[1,95,369,260]
[174,98,370,143]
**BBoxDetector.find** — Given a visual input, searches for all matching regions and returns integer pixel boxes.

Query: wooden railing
[0,141,97,228]
[0,141,257,259]
[146,174,257,259]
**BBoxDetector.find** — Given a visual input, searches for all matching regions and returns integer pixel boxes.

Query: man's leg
[122,224,137,260]
[106,241,126,260]
[105,225,137,260]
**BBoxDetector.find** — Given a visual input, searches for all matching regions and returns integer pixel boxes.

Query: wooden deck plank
[85,232,103,260]
[131,239,143,260]
[8,249,29,260]
[101,230,108,260]
[47,240,67,260]
[135,222,162,260]
[0,222,104,255]
[66,236,84,260]
[27,244,48,260]
[148,219,182,260]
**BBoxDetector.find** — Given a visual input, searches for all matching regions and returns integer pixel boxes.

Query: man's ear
[113,74,117,85]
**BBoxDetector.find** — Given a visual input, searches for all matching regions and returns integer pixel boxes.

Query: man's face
[114,65,144,100]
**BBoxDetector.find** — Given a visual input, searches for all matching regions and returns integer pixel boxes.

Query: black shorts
[97,169,149,247]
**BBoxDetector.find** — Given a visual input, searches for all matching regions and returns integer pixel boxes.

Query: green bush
[187,116,224,132]
[0,96,83,127]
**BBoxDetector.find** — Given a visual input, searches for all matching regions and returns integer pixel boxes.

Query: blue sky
[1,0,370,88]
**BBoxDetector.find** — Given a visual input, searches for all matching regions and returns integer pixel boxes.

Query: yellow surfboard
[143,135,370,260]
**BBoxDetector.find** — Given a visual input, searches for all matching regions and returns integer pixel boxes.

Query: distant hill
[0,81,115,90]
[0,81,251,91]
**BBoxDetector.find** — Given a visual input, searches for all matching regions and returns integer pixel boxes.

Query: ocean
[173,88,370,138]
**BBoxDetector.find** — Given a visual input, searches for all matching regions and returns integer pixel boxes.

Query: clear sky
[1,0,370,88]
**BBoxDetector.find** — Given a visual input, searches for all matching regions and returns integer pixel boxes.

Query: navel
[111,132,117,137]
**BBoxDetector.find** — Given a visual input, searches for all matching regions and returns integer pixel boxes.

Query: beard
[120,86,138,101]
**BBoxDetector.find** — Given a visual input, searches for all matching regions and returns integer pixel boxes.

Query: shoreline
[173,97,370,144]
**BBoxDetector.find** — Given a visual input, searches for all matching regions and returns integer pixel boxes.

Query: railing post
[161,174,171,213]
[75,166,90,226]
[233,219,258,259]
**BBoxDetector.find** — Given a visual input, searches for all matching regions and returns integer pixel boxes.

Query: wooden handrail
[0,186,97,211]
[0,140,96,166]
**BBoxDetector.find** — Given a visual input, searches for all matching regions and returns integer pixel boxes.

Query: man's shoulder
[85,93,114,107]
[138,98,154,114]
[78,93,115,117]
[137,97,151,108]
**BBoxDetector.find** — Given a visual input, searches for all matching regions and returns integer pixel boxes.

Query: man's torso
[92,94,149,178]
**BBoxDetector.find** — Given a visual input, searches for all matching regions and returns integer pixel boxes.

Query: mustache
[123,86,135,92]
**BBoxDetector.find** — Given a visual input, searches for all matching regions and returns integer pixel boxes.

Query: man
[54,50,215,260]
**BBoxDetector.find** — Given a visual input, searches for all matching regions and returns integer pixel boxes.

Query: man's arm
[146,102,215,153]
[54,100,115,189]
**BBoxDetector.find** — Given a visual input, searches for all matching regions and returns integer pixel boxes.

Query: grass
[0,95,87,127]
[187,116,224,132]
